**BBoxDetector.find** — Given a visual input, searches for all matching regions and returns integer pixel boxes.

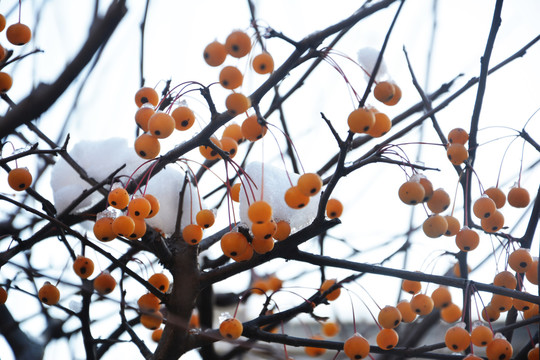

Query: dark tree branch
[0,0,128,138]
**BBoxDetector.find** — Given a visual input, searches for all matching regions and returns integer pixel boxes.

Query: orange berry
[93,216,116,242]
[447,143,468,165]
[440,302,462,323]
[526,258,539,285]
[222,123,244,143]
[73,255,94,279]
[0,14,5,32]
[444,325,470,352]
[134,133,160,159]
[149,273,170,293]
[203,41,227,66]
[455,227,480,252]
[196,209,215,229]
[6,23,31,46]
[134,106,154,131]
[0,72,12,92]
[108,187,130,209]
[513,296,533,311]
[482,303,500,322]
[410,293,434,316]
[219,66,243,90]
[493,271,517,289]
[219,137,239,158]
[128,197,152,219]
[419,176,434,202]
[135,87,159,108]
[507,186,530,208]
[484,187,506,209]
[251,278,269,295]
[374,81,395,103]
[473,196,497,219]
[486,337,513,360]
[251,236,275,254]
[230,183,241,202]
[112,215,135,238]
[284,186,310,209]
[321,321,340,337]
[251,220,276,239]
[431,286,452,309]
[453,262,471,278]
[274,220,291,241]
[7,167,32,191]
[348,108,375,133]
[444,215,460,236]
[471,323,493,347]
[383,83,401,105]
[396,300,417,323]
[199,137,222,160]
[508,248,533,273]
[189,312,200,328]
[225,30,251,58]
[528,346,540,360]
[252,52,274,74]
[138,293,160,312]
[366,112,392,137]
[426,188,450,213]
[144,194,160,218]
[148,111,175,139]
[448,128,469,145]
[266,275,283,292]
[401,278,421,295]
[241,114,267,141]
[304,335,326,357]
[523,303,540,319]
[128,218,146,241]
[0,44,6,62]
[0,287,7,304]
[491,294,513,312]
[378,305,402,329]
[220,231,248,258]
[481,210,504,233]
[225,93,250,116]
[140,310,163,330]
[398,180,425,205]
[219,317,243,339]
[248,200,272,224]
[326,198,343,219]
[376,328,399,350]
[171,106,195,131]
[297,173,323,197]
[319,279,340,301]
[344,333,370,359]
[93,271,116,295]
[422,214,448,238]
[231,243,254,262]
[38,282,60,305]
[151,328,163,342]
[182,224,204,245]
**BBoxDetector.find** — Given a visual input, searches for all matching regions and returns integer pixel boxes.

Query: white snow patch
[357,47,389,82]
[144,165,201,236]
[239,161,320,232]
[50,137,148,214]
[50,137,202,236]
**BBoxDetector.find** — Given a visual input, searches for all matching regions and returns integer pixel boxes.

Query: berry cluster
[93,185,160,242]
